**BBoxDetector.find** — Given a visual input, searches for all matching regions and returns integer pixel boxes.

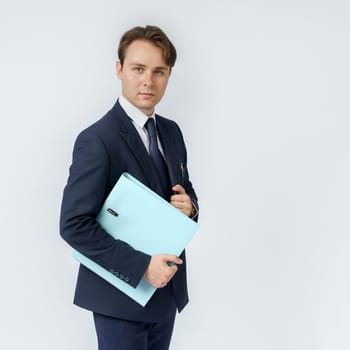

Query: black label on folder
[107,208,119,217]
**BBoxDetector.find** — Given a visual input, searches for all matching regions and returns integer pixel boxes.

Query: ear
[116,60,122,79]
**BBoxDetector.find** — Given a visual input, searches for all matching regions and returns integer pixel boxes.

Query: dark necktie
[145,118,171,198]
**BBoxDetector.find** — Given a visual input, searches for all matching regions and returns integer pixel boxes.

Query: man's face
[116,40,171,116]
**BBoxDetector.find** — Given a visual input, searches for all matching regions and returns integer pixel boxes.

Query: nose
[143,71,153,86]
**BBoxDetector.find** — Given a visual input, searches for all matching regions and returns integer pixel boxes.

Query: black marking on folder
[107,208,119,217]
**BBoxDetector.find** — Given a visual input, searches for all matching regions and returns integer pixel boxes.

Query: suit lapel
[156,117,181,187]
[115,103,163,194]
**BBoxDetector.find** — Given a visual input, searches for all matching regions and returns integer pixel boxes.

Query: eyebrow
[130,63,169,71]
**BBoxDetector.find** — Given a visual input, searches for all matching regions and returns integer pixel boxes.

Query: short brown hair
[118,25,177,67]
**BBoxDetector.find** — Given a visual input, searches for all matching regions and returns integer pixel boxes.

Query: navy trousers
[93,311,176,350]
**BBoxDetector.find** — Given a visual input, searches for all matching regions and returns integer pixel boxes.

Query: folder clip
[107,208,119,217]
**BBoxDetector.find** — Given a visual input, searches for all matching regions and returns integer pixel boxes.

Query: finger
[161,254,183,265]
[167,266,178,280]
[172,184,185,194]
[170,194,190,202]
[170,197,191,205]
[170,200,192,210]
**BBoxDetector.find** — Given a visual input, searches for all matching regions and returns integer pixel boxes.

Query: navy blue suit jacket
[60,101,198,322]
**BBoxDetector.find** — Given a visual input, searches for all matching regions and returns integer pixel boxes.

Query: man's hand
[144,254,183,288]
[171,184,194,217]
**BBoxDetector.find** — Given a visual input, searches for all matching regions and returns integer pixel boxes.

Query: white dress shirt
[118,95,165,156]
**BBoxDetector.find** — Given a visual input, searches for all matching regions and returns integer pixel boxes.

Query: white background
[1,1,349,349]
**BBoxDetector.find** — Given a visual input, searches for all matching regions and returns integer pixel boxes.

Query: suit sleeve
[60,129,151,288]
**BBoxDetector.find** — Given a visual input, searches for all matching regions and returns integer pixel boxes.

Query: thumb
[162,254,183,265]
[172,184,185,194]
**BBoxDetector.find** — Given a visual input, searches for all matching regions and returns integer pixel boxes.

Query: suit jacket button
[120,274,124,279]
[124,277,129,282]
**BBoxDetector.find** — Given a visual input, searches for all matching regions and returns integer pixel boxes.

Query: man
[60,25,198,350]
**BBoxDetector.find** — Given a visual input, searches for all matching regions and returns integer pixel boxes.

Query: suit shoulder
[156,114,181,131]
[76,103,123,142]
[156,114,175,124]
[80,110,117,136]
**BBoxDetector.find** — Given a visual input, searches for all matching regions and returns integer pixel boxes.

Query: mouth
[139,92,155,97]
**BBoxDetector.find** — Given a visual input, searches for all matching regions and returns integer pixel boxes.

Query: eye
[154,70,165,76]
[133,67,143,73]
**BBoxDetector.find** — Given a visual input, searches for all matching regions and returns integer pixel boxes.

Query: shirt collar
[119,95,156,129]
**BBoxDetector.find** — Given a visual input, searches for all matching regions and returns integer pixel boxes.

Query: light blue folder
[72,172,199,307]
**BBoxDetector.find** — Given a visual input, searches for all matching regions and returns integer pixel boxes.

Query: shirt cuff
[190,201,199,219]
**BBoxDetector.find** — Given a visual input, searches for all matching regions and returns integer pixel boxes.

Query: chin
[140,102,156,110]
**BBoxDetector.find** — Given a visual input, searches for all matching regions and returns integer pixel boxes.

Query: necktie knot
[145,118,157,139]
